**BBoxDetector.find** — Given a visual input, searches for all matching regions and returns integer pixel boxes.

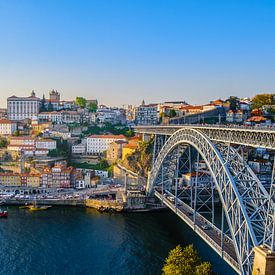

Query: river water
[0,206,235,275]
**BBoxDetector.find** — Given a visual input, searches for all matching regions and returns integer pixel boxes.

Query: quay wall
[4,199,84,206]
[85,198,124,212]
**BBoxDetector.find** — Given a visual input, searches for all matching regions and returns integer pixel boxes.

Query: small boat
[28,205,52,211]
[25,198,52,211]
[19,203,32,209]
[0,209,8,218]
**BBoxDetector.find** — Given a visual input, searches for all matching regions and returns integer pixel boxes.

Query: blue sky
[0,0,274,107]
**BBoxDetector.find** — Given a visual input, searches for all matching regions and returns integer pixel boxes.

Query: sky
[0,0,274,107]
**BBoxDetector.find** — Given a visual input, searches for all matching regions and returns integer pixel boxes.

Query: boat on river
[28,205,52,211]
[19,200,52,211]
[0,208,8,218]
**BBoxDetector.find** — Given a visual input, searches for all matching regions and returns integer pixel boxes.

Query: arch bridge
[134,125,275,274]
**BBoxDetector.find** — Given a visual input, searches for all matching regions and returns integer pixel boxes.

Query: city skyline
[0,0,275,107]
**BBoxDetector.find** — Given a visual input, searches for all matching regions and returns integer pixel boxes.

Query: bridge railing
[155,190,240,273]
[135,123,275,132]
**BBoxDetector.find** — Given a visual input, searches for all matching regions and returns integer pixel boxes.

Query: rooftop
[88,134,126,139]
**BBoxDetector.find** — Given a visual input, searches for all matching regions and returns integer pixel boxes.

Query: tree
[48,101,54,112]
[13,130,20,136]
[162,245,212,275]
[252,93,274,109]
[40,94,46,112]
[75,97,87,108]
[195,262,212,275]
[0,138,7,148]
[88,102,97,112]
[168,109,177,118]
[226,96,239,111]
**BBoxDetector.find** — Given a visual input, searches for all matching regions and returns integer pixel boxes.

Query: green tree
[226,96,239,111]
[162,245,212,275]
[40,94,46,112]
[48,101,54,111]
[252,93,274,109]
[0,138,7,148]
[195,262,212,275]
[13,130,20,136]
[75,97,87,108]
[168,109,177,118]
[88,102,97,112]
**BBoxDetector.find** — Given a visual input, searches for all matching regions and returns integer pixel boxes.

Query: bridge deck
[155,190,240,273]
[135,125,275,149]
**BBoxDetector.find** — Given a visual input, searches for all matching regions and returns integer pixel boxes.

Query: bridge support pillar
[142,133,151,142]
[252,246,275,275]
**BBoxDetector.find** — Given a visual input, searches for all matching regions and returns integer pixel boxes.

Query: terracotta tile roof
[247,116,266,122]
[88,134,126,139]
[10,136,35,140]
[123,144,138,149]
[179,105,203,111]
[0,119,16,124]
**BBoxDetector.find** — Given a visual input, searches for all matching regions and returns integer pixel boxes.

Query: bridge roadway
[134,124,275,149]
[155,190,240,273]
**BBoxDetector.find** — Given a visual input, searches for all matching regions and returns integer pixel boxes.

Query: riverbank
[3,198,84,206]
[2,198,167,213]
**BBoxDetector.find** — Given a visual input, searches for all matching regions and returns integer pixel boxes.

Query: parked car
[202,224,211,230]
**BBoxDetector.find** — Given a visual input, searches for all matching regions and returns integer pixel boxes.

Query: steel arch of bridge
[147,128,271,274]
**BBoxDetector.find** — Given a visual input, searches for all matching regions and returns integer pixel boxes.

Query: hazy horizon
[0,0,274,107]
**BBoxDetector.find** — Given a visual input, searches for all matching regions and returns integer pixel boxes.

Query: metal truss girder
[147,128,272,274]
[264,160,275,251]
[135,125,275,149]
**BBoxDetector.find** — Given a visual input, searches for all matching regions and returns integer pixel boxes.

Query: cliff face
[121,139,153,178]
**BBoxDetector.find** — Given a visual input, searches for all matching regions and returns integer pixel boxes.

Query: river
[0,206,236,275]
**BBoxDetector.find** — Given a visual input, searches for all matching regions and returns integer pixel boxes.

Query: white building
[9,136,36,147]
[86,134,126,154]
[61,111,81,123]
[38,111,62,123]
[96,106,126,125]
[47,130,71,140]
[7,91,40,121]
[0,119,17,135]
[36,139,57,150]
[7,136,55,154]
[226,110,246,123]
[23,148,49,156]
[38,110,80,124]
[135,104,158,125]
[72,143,86,154]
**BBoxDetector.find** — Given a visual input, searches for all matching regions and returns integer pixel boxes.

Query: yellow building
[122,136,140,160]
[122,144,138,160]
[26,174,41,187]
[31,121,52,134]
[0,173,21,186]
[0,172,41,187]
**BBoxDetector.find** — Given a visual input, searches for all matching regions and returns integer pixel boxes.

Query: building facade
[106,140,128,164]
[86,134,126,154]
[41,164,75,188]
[72,143,86,154]
[135,104,158,125]
[0,172,41,187]
[0,119,17,135]
[7,91,40,121]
